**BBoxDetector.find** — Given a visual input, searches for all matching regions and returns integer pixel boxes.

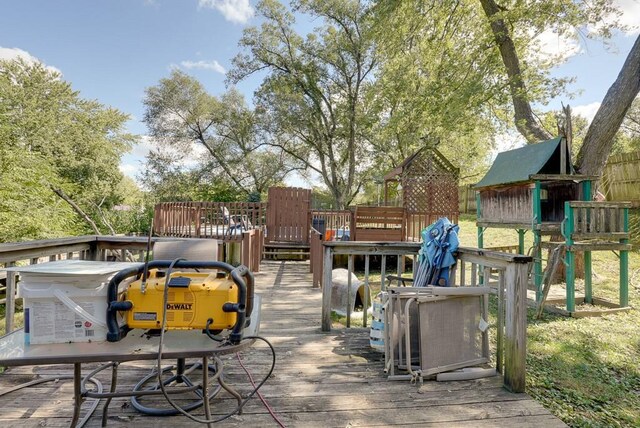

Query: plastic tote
[19,282,109,345]
[9,261,140,345]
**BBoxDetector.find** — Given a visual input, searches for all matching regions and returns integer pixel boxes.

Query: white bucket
[18,282,109,345]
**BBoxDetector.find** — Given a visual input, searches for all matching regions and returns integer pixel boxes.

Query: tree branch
[51,186,101,235]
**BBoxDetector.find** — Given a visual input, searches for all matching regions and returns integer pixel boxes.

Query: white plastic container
[11,261,140,345]
[20,282,109,344]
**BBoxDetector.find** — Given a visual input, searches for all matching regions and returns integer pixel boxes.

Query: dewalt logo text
[166,303,193,310]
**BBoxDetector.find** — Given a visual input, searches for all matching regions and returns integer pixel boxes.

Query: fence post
[321,244,333,332]
[242,230,250,269]
[5,262,16,334]
[503,260,528,393]
[87,239,100,261]
[251,229,256,272]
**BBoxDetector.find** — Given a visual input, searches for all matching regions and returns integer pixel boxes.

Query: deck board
[0,260,565,427]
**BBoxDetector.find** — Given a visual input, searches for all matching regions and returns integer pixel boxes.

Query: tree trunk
[479,0,553,143]
[576,35,640,176]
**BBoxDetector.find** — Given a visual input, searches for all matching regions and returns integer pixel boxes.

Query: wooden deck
[0,261,565,427]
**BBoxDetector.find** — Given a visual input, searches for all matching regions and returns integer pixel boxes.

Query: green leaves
[0,58,135,241]
[141,70,295,201]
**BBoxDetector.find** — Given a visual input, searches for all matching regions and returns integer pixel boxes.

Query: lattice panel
[398,149,459,241]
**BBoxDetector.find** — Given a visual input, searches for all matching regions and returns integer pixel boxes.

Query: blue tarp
[414,218,459,287]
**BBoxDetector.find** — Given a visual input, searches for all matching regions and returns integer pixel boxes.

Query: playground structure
[474,137,631,316]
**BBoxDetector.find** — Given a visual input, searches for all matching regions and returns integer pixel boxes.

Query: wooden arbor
[474,137,631,316]
[384,146,459,240]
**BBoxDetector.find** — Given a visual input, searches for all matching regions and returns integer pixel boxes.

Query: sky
[1,0,639,185]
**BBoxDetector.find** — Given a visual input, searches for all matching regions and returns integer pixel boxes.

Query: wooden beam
[503,262,527,393]
[321,244,333,332]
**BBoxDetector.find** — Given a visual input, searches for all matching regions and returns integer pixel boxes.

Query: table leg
[202,357,213,428]
[101,362,119,427]
[215,357,242,414]
[71,363,82,428]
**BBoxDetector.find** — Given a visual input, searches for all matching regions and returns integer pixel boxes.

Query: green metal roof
[474,137,572,189]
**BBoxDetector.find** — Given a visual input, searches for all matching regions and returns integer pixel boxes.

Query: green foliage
[142,71,296,199]
[231,0,377,208]
[614,96,640,153]
[0,58,135,241]
[370,1,502,168]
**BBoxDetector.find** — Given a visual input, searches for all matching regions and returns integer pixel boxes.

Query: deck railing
[317,241,530,393]
[310,210,353,240]
[154,202,267,241]
[0,233,263,334]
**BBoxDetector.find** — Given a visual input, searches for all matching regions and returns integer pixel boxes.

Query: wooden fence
[601,151,640,246]
[310,210,353,240]
[459,184,478,213]
[316,241,530,393]
[154,202,266,241]
[601,151,640,205]
[266,187,311,244]
[353,206,405,241]
[0,234,263,333]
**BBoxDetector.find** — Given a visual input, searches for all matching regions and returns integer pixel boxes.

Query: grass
[332,214,640,427]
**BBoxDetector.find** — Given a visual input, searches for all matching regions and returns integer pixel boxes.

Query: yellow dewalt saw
[106,261,254,344]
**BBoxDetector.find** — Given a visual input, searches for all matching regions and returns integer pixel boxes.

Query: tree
[0,58,135,240]
[477,0,640,177]
[142,70,295,200]
[576,36,640,175]
[370,0,509,182]
[138,146,245,202]
[230,0,377,209]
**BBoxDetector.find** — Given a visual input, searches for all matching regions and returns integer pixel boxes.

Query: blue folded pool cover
[413,218,460,287]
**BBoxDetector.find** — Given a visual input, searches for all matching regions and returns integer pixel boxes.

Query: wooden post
[496,269,505,375]
[565,201,576,312]
[87,240,99,261]
[380,256,386,291]
[584,251,592,304]
[251,228,262,272]
[5,262,16,334]
[517,229,525,255]
[503,261,527,393]
[321,244,333,332]
[533,181,543,302]
[363,255,370,328]
[476,192,484,285]
[242,230,251,269]
[346,255,353,328]
[620,207,629,307]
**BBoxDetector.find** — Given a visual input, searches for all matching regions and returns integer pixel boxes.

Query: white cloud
[0,46,62,75]
[119,163,139,176]
[615,0,640,35]
[529,28,582,63]
[131,135,156,158]
[588,0,640,36]
[198,0,254,24]
[180,59,226,74]
[573,102,602,123]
